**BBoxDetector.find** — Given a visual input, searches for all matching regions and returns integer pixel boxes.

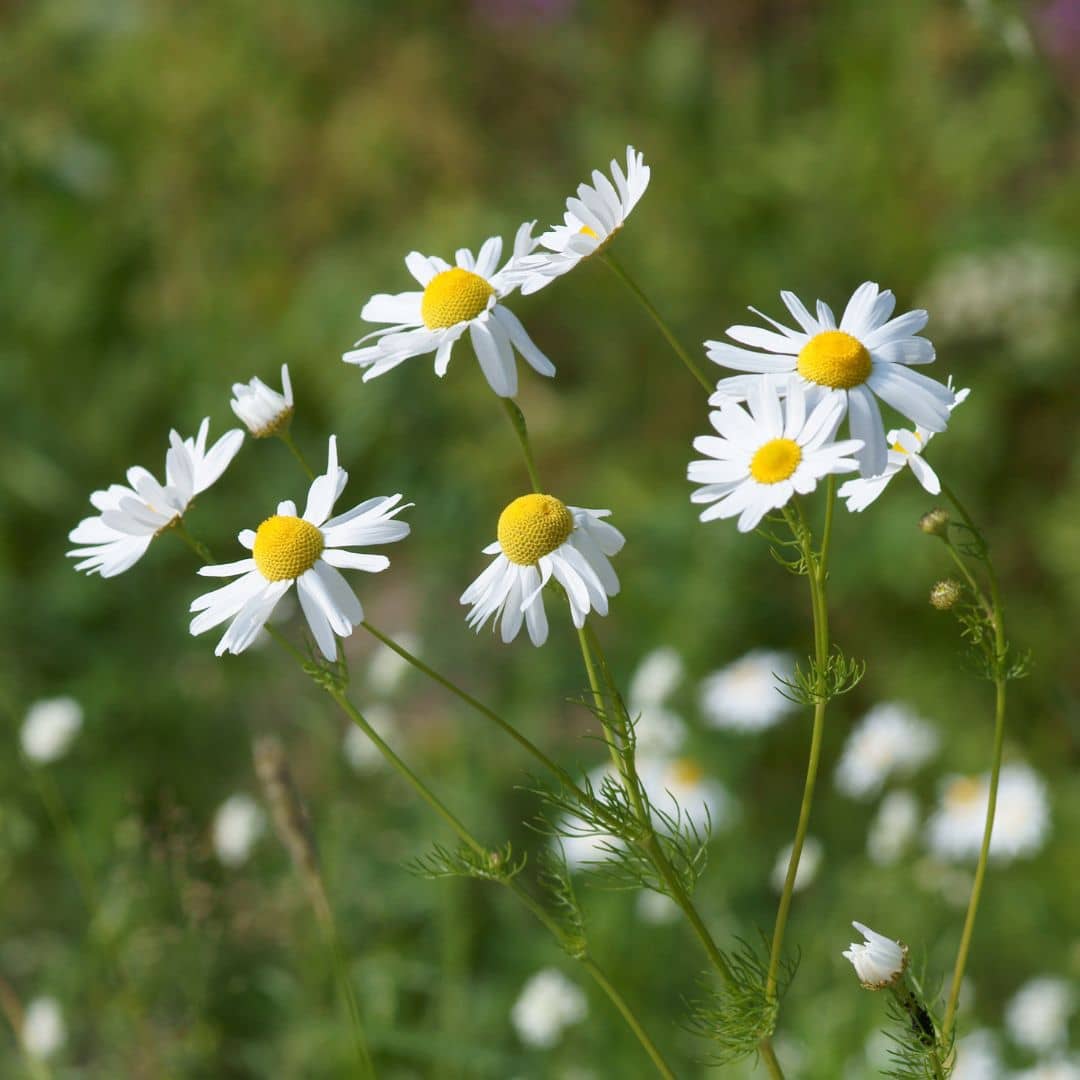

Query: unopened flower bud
[842,921,908,989]
[930,579,962,611]
[919,508,950,537]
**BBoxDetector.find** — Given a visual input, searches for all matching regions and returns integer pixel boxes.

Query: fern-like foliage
[536,845,588,959]
[776,647,866,706]
[405,840,526,884]
[881,982,954,1079]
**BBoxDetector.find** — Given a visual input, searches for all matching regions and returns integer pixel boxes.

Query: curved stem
[278,428,316,480]
[499,398,542,493]
[765,487,835,1002]
[600,252,714,393]
[939,487,1008,1041]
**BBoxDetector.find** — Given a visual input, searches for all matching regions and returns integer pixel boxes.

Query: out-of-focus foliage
[1,0,1077,1076]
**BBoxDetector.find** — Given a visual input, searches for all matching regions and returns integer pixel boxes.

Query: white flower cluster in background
[20,697,83,763]
[510,968,588,1049]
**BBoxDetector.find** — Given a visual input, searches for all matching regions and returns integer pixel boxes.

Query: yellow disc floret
[253,515,324,581]
[945,776,983,809]
[749,438,802,484]
[420,268,494,329]
[797,330,872,389]
[670,759,705,787]
[497,494,574,566]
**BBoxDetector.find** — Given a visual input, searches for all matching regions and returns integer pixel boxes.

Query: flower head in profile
[699,648,797,733]
[688,376,862,532]
[461,493,624,646]
[840,381,971,511]
[189,436,410,659]
[706,282,955,477]
[68,419,243,577]
[510,146,651,294]
[230,364,294,437]
[842,921,908,989]
[343,223,554,398]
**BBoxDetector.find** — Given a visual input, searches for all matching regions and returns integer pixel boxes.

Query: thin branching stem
[600,252,715,393]
[765,485,835,1005]
[940,484,1008,1041]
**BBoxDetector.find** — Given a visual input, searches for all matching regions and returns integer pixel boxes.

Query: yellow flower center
[945,776,983,809]
[797,330,872,389]
[497,494,574,566]
[253,515,324,581]
[749,438,802,484]
[670,759,705,787]
[420,267,494,329]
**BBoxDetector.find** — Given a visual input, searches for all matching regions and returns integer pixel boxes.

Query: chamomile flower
[833,703,940,800]
[212,794,265,867]
[699,648,797,733]
[842,922,908,989]
[20,697,83,764]
[68,419,243,577]
[230,364,294,437]
[460,494,624,647]
[839,382,971,511]
[189,436,410,659]
[342,222,554,398]
[637,755,734,834]
[511,145,651,294]
[688,376,863,533]
[706,282,955,477]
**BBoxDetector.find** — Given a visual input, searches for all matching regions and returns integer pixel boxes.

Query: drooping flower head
[343,222,554,398]
[460,493,624,646]
[706,282,955,477]
[840,380,971,511]
[842,921,908,989]
[688,376,862,533]
[510,146,651,294]
[230,364,294,437]
[68,418,243,577]
[189,436,410,659]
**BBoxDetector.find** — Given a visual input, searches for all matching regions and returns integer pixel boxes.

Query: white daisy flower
[1005,977,1075,1054]
[867,789,920,866]
[460,493,624,647]
[951,1030,1004,1080]
[212,793,265,867]
[699,648,798,733]
[342,222,554,398]
[510,145,651,295]
[189,436,410,659]
[771,835,823,893]
[20,697,83,764]
[21,997,66,1060]
[706,282,955,477]
[68,418,243,577]
[839,382,971,511]
[927,763,1050,863]
[511,968,588,1049]
[689,376,863,532]
[842,921,908,989]
[230,363,294,437]
[833,702,940,800]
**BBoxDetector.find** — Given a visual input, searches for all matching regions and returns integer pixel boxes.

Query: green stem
[576,622,735,987]
[278,428,316,480]
[765,487,835,1003]
[939,487,1008,1042]
[600,252,714,393]
[499,398,542,493]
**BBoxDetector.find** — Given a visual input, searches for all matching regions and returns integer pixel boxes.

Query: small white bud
[230,364,294,437]
[842,921,908,989]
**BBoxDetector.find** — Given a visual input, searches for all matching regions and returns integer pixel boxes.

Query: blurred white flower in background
[1005,976,1076,1054]
[771,836,823,893]
[637,755,734,834]
[1011,1061,1080,1080]
[343,704,396,773]
[834,703,939,800]
[927,763,1050,862]
[22,997,66,1059]
[700,649,797,733]
[951,1029,1004,1080]
[626,647,687,756]
[366,632,420,696]
[511,968,588,1049]
[635,889,681,925]
[921,245,1077,357]
[20,697,83,764]
[867,789,920,865]
[212,794,265,867]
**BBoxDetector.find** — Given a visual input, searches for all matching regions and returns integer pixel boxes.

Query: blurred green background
[2,0,1078,1076]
